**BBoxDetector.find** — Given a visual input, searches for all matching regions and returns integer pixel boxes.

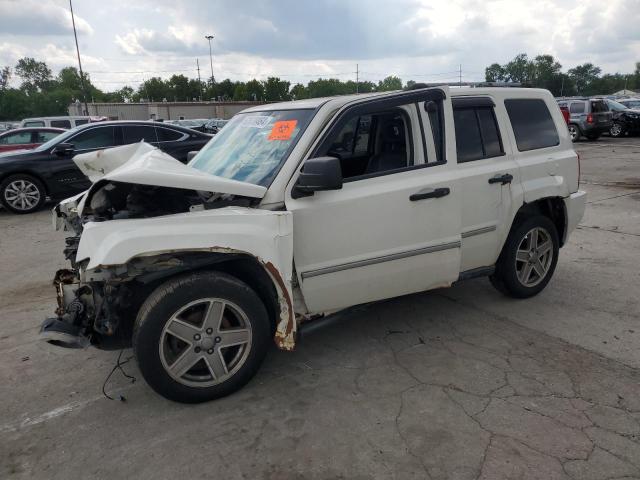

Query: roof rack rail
[405,81,522,91]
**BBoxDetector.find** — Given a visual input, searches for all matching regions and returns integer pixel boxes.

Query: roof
[241,87,555,113]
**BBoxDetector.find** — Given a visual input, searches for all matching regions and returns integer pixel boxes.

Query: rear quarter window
[51,120,72,129]
[504,99,560,151]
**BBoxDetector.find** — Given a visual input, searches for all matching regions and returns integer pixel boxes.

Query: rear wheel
[0,174,46,214]
[133,271,271,403]
[568,124,580,142]
[490,215,559,299]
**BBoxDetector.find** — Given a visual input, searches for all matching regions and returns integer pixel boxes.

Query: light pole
[205,35,215,85]
[69,0,88,115]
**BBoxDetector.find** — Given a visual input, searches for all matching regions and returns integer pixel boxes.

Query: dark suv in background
[0,121,211,214]
[605,99,640,137]
[556,98,612,142]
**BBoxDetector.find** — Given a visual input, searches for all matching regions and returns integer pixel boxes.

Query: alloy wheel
[568,125,578,141]
[3,179,41,211]
[159,298,252,388]
[515,227,554,288]
[610,123,623,137]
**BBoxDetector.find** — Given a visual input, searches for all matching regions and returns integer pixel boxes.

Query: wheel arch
[511,197,567,246]
[100,250,292,350]
[0,169,50,195]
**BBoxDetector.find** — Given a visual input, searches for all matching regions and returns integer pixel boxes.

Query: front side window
[0,131,32,144]
[51,120,71,129]
[70,127,117,150]
[318,107,413,180]
[505,99,560,151]
[189,109,314,187]
[453,106,504,163]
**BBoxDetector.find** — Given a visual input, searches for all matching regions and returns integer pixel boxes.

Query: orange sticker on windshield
[268,120,297,141]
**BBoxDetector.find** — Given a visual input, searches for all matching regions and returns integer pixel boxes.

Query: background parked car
[0,127,65,153]
[204,118,229,134]
[557,98,612,142]
[0,121,211,214]
[164,119,209,132]
[19,116,107,129]
[605,99,640,138]
[618,98,640,109]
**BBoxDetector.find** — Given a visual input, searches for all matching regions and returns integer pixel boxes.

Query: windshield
[607,100,628,111]
[189,109,314,187]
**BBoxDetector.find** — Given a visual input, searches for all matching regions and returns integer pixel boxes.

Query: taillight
[586,114,594,124]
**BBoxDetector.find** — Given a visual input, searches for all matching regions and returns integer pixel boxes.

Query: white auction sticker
[239,115,272,128]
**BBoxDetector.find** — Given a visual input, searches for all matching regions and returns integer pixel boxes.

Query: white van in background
[19,116,107,129]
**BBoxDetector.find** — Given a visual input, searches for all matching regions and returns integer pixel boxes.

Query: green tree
[485,63,506,82]
[246,79,264,101]
[138,77,170,102]
[233,82,248,101]
[568,63,602,95]
[289,83,307,100]
[377,75,403,91]
[0,67,11,90]
[263,77,290,101]
[15,57,52,92]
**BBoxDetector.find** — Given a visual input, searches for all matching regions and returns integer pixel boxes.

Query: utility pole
[205,35,215,84]
[459,64,462,87]
[356,63,359,93]
[560,76,565,97]
[69,0,89,115]
[196,58,203,101]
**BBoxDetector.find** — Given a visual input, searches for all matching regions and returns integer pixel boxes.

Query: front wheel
[610,122,624,138]
[133,271,271,403]
[0,174,46,214]
[490,215,559,299]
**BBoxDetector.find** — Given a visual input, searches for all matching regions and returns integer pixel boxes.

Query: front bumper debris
[40,317,89,349]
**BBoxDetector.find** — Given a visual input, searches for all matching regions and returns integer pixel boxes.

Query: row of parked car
[556,97,640,142]
[0,120,213,213]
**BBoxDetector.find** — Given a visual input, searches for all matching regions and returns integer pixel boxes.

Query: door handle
[488,173,513,185]
[409,187,450,201]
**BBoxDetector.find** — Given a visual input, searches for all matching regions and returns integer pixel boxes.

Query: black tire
[0,174,46,214]
[568,124,580,142]
[586,133,600,141]
[133,271,271,403]
[490,215,559,299]
[610,122,625,138]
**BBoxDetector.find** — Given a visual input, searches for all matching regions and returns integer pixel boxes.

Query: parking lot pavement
[1,138,639,479]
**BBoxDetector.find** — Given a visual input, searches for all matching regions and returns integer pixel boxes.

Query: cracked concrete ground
[1,137,639,479]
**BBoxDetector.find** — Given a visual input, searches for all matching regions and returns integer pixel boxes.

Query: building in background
[68,101,265,121]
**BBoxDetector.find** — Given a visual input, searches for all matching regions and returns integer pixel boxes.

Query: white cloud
[0,0,93,36]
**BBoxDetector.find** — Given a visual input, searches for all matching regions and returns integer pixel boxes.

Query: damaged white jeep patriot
[43,86,586,403]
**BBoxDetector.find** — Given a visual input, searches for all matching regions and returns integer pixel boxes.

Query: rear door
[590,99,612,127]
[452,96,522,272]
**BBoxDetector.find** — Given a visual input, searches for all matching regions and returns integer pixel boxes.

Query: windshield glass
[34,126,80,151]
[607,100,628,111]
[189,109,314,187]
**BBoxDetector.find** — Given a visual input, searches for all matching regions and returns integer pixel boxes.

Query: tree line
[485,53,640,97]
[1,54,639,121]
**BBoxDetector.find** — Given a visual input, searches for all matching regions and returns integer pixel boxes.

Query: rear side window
[36,131,61,143]
[51,120,71,129]
[591,100,608,112]
[505,99,559,151]
[453,106,504,162]
[569,103,585,114]
[156,127,184,141]
[24,121,45,127]
[75,119,89,126]
[123,125,158,144]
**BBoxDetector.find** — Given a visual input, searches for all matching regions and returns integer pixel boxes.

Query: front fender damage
[43,208,298,351]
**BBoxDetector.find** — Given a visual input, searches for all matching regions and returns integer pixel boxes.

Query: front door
[286,89,462,314]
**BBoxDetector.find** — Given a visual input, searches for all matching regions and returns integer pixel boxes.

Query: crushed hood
[73,142,267,198]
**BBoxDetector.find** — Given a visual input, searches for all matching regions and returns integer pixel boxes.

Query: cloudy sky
[0,0,639,91]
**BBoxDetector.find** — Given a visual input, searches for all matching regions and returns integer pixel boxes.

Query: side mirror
[52,143,75,156]
[292,156,342,199]
[187,151,199,162]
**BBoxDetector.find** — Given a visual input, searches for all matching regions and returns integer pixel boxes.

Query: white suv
[43,86,586,403]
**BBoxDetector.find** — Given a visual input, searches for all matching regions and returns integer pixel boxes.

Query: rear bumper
[563,190,586,243]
